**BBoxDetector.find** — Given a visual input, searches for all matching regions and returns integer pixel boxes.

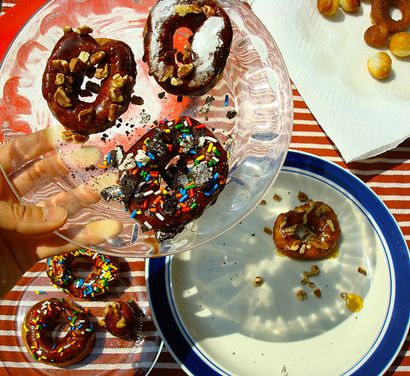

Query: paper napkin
[252,0,410,162]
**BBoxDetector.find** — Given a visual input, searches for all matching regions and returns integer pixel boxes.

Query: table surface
[0,1,409,375]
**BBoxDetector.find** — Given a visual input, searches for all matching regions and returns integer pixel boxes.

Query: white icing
[190,17,224,85]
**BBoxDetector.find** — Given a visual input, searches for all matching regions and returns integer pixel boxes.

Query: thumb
[0,201,68,235]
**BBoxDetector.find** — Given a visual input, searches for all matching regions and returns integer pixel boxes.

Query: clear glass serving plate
[0,0,293,257]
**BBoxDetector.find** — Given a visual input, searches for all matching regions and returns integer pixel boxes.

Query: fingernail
[44,207,68,223]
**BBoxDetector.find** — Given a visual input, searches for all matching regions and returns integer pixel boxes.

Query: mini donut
[364,0,410,47]
[273,200,341,260]
[100,300,142,339]
[389,31,410,57]
[143,0,233,96]
[101,116,229,241]
[47,248,119,299]
[42,25,137,136]
[367,51,392,79]
[22,298,95,366]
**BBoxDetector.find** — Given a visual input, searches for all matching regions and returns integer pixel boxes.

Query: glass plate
[146,150,410,376]
[1,258,163,375]
[0,0,293,257]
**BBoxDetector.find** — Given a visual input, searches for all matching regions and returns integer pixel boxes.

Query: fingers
[38,184,100,216]
[10,154,69,196]
[36,219,123,259]
[0,201,68,235]
[0,128,57,174]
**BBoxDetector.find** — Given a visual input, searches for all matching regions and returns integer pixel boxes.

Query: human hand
[0,128,122,296]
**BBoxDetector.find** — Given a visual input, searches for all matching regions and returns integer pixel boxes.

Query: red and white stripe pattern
[0,3,409,375]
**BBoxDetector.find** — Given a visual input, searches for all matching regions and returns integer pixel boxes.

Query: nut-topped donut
[364,0,410,47]
[143,0,233,96]
[42,25,137,136]
[100,300,142,339]
[273,200,341,260]
[46,248,119,299]
[22,298,95,366]
[100,116,229,241]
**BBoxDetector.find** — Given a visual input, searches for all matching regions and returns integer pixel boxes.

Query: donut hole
[173,27,193,63]
[295,223,315,241]
[70,256,97,279]
[389,5,403,20]
[48,320,71,344]
[79,75,103,103]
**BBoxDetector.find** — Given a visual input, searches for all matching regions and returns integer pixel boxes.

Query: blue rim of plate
[146,149,410,376]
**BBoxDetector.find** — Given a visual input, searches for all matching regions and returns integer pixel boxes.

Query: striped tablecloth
[0,0,409,375]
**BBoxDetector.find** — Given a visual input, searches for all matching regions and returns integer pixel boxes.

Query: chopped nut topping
[55,73,65,86]
[202,5,215,17]
[289,242,300,251]
[357,266,368,276]
[177,63,194,78]
[283,224,297,235]
[90,51,106,65]
[253,276,264,288]
[109,87,124,103]
[326,219,335,232]
[175,4,202,16]
[112,73,128,88]
[78,108,94,122]
[61,130,89,143]
[296,289,308,301]
[63,25,72,33]
[108,103,124,121]
[78,51,90,63]
[171,77,184,86]
[76,25,93,35]
[51,59,70,74]
[54,87,72,107]
[181,43,192,63]
[95,63,109,79]
[299,243,306,254]
[159,65,174,82]
[116,317,127,329]
[69,57,85,73]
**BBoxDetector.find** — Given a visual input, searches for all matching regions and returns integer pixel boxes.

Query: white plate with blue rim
[146,150,409,376]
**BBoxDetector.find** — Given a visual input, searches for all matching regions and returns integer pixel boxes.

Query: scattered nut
[54,87,72,107]
[296,290,308,301]
[298,191,309,202]
[339,0,360,12]
[272,194,282,202]
[367,52,392,80]
[357,266,367,276]
[263,226,273,235]
[313,288,322,298]
[317,0,339,17]
[253,276,264,287]
[389,32,410,57]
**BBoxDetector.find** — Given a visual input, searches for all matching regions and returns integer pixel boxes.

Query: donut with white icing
[143,0,233,96]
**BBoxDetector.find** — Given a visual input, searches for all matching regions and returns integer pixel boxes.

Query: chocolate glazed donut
[273,200,341,260]
[143,0,233,96]
[118,116,229,241]
[42,26,137,135]
[22,298,95,366]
